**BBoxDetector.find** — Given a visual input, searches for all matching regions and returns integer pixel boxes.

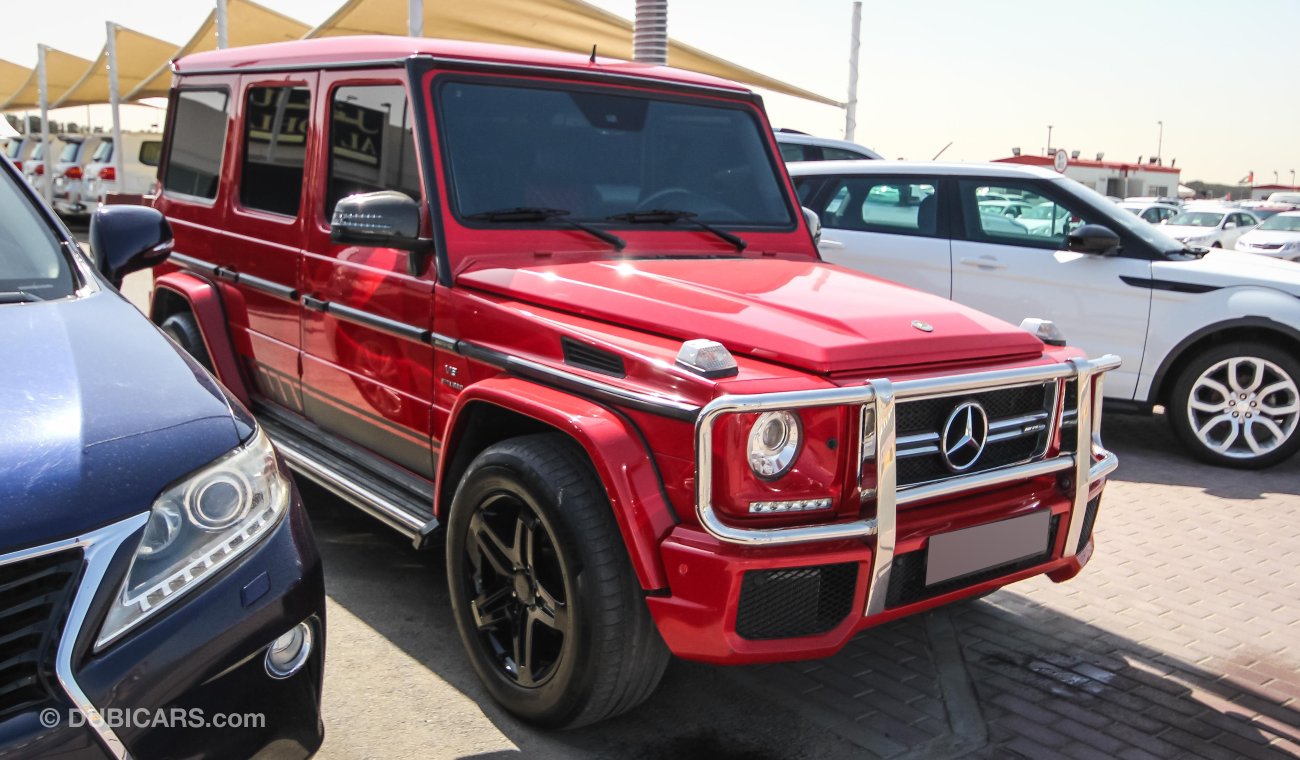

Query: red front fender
[152,271,252,407]
[439,377,678,591]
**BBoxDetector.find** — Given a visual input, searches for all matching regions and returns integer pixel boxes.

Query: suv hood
[1155,249,1300,294]
[0,290,246,552]
[461,257,1045,374]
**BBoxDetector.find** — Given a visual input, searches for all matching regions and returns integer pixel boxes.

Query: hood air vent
[561,337,626,378]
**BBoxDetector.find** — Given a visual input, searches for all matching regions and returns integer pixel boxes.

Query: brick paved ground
[308,412,1300,759]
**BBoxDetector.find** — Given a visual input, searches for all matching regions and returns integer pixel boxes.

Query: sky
[2,0,1297,185]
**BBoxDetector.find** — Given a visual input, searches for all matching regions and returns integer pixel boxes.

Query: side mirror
[331,191,432,275]
[802,206,822,246]
[89,205,173,288]
[1223,221,1237,230]
[1066,223,1121,256]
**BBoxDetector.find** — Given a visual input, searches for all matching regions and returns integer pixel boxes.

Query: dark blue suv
[0,156,324,758]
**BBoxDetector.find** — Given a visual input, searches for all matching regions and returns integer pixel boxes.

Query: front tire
[446,434,669,728]
[1169,342,1300,468]
[159,311,213,371]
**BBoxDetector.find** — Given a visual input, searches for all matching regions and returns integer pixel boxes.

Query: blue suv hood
[0,288,246,552]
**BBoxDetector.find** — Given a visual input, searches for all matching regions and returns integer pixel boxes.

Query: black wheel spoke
[469,512,517,577]
[513,612,536,686]
[471,586,514,631]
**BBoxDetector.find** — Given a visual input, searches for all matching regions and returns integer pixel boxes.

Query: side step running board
[257,407,439,548]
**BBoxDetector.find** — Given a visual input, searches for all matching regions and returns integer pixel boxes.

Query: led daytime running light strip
[749,498,833,514]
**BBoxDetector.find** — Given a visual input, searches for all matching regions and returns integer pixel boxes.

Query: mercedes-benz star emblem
[911,320,934,332]
[940,401,989,472]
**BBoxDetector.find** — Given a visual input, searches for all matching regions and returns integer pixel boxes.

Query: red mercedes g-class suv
[146,36,1119,728]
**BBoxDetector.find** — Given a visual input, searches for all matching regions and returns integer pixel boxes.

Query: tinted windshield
[1169,211,1223,227]
[0,167,76,300]
[1259,214,1300,232]
[91,139,113,162]
[436,80,792,226]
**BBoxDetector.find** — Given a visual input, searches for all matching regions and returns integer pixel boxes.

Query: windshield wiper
[0,291,40,304]
[464,207,626,252]
[607,209,748,252]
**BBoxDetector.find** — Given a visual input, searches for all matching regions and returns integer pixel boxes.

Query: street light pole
[844,0,862,142]
[1156,120,1163,165]
[1046,124,1053,154]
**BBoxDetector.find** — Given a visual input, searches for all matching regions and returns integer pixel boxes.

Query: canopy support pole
[38,44,53,206]
[106,22,124,199]
[633,0,668,64]
[216,0,230,49]
[845,0,861,142]
[408,0,423,37]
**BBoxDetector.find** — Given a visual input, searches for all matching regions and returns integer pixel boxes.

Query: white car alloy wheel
[1186,356,1299,459]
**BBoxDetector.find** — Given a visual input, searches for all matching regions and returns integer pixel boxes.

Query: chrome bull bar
[693,354,1122,615]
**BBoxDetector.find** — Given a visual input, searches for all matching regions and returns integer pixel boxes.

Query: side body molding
[439,377,678,590]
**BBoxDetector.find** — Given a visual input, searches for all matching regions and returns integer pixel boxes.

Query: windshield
[1050,178,1186,254]
[91,139,113,162]
[0,167,76,300]
[436,80,792,227]
[4,140,20,159]
[1168,211,1224,227]
[58,142,80,162]
[1258,214,1300,232]
[1022,202,1065,220]
[31,143,44,160]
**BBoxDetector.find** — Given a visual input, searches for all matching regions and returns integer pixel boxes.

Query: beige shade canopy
[1,48,93,111]
[54,27,178,108]
[125,0,311,100]
[307,0,840,107]
[0,60,31,108]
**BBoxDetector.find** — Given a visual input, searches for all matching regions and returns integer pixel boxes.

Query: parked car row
[0,131,162,220]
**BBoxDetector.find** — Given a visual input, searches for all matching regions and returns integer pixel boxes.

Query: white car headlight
[1283,241,1300,252]
[97,428,290,649]
[748,411,802,479]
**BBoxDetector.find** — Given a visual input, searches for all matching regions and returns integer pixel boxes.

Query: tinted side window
[959,180,1093,249]
[327,85,421,218]
[139,140,162,167]
[822,147,868,161]
[240,86,310,216]
[163,89,229,199]
[817,177,940,236]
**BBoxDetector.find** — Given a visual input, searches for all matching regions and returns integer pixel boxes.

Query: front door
[298,75,437,477]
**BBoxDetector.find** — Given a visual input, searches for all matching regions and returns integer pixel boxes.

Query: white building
[991,155,1181,199]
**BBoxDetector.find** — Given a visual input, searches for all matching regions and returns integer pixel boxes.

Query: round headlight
[748,411,802,479]
[187,473,251,530]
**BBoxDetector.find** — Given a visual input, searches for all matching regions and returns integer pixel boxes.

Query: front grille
[885,515,1060,609]
[735,563,857,640]
[0,550,82,721]
[1078,496,1101,549]
[894,382,1056,487]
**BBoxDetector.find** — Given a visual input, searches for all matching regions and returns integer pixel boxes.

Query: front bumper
[0,487,325,760]
[648,355,1118,664]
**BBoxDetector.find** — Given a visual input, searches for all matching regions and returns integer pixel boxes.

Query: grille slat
[561,337,626,377]
[0,549,81,722]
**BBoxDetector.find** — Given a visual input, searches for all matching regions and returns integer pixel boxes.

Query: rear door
[298,73,437,478]
[949,177,1152,399]
[801,173,951,297]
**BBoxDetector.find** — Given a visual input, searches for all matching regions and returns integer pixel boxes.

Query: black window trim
[159,85,232,207]
[234,81,313,220]
[322,78,423,230]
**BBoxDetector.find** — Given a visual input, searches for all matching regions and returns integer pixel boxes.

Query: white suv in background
[790,160,1300,468]
[1161,204,1260,249]
[775,129,882,162]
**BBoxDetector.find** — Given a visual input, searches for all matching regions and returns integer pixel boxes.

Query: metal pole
[408,0,423,37]
[1046,125,1053,154]
[106,21,125,197]
[1156,120,1162,165]
[216,0,230,49]
[844,0,861,142]
[633,0,669,64]
[38,44,53,206]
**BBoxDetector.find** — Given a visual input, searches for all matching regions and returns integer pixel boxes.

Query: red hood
[459,258,1045,374]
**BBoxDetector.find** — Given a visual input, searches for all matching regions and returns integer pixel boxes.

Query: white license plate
[925,510,1051,586]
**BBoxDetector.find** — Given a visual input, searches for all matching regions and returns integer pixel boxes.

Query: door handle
[959,256,1006,270]
[818,240,845,250]
[301,295,329,312]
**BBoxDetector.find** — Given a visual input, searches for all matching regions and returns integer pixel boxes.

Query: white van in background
[2,134,39,171]
[51,134,106,218]
[81,132,163,213]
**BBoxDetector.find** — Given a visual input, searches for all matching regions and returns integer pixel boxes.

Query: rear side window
[779,143,814,162]
[163,90,230,200]
[815,177,940,236]
[139,140,162,167]
[58,142,80,162]
[822,147,869,161]
[327,84,420,218]
[240,85,311,216]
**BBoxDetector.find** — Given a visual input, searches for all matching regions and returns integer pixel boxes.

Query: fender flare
[152,271,253,407]
[438,377,677,591]
[1147,315,1300,404]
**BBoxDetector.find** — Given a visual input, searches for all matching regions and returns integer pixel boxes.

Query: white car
[1161,205,1259,249]
[775,130,882,162]
[1267,192,1300,206]
[1234,211,1300,260]
[80,131,164,215]
[1118,200,1181,225]
[791,160,1300,467]
[51,134,106,218]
